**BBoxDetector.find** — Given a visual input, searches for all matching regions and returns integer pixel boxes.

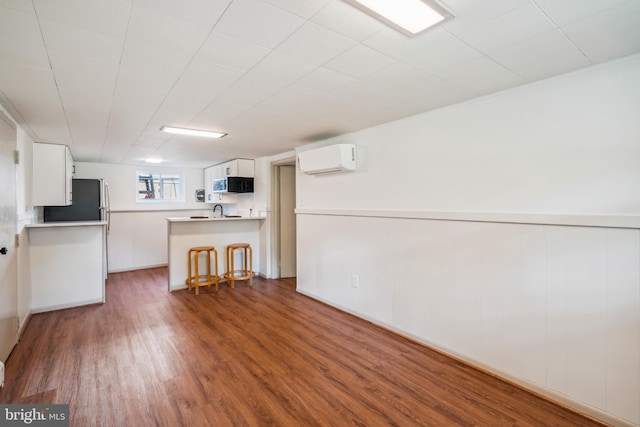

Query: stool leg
[249,246,253,287]
[187,250,192,293]
[195,251,200,296]
[213,248,219,292]
[206,250,211,288]
[230,247,235,289]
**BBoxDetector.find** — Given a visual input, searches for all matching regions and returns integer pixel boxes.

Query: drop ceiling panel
[362,26,451,60]
[197,31,270,71]
[439,0,530,34]
[118,42,191,91]
[214,0,304,49]
[433,56,525,95]
[33,0,131,38]
[0,1,35,14]
[534,0,632,26]
[403,34,483,75]
[261,0,331,19]
[451,2,556,54]
[276,21,356,66]
[324,44,397,79]
[133,0,231,28]
[490,29,591,81]
[126,6,210,55]
[293,66,355,93]
[48,51,119,97]
[39,18,123,62]
[560,1,640,63]
[310,0,385,42]
[0,6,44,44]
[0,39,49,68]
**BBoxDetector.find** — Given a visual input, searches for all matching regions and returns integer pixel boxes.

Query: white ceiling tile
[276,21,356,65]
[33,0,131,38]
[324,44,397,79]
[311,0,386,42]
[0,1,34,13]
[48,51,119,96]
[197,31,271,71]
[535,0,631,26]
[403,34,483,74]
[118,42,191,91]
[0,39,49,69]
[560,1,640,63]
[40,18,123,63]
[127,6,210,55]
[0,63,59,104]
[391,74,473,111]
[0,6,45,44]
[214,0,304,49]
[133,0,231,28]
[440,0,529,34]
[433,56,525,95]
[490,29,591,80]
[362,26,452,60]
[453,2,556,54]
[261,0,332,18]
[362,62,432,92]
[294,67,356,93]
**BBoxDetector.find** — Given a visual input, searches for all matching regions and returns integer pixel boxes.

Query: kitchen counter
[26,220,107,228]
[166,216,264,223]
[166,216,264,291]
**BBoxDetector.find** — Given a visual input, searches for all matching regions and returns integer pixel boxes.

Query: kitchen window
[137,171,183,202]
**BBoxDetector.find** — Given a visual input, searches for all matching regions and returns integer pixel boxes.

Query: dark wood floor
[1,267,606,426]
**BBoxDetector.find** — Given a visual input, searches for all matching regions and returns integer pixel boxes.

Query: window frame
[136,170,185,203]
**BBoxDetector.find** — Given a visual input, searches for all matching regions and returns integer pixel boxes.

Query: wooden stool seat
[224,243,254,288]
[185,246,219,295]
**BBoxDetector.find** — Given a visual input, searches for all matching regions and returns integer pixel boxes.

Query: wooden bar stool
[185,246,219,295]
[224,243,254,288]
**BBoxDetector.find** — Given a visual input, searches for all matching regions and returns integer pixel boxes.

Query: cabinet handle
[0,247,7,255]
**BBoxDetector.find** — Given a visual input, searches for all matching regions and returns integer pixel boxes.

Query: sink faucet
[213,204,223,218]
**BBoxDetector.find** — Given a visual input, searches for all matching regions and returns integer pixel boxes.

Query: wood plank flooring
[1,267,607,426]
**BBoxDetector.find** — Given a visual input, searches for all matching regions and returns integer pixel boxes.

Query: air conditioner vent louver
[298,144,357,175]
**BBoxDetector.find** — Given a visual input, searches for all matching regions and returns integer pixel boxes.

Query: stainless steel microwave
[212,177,254,193]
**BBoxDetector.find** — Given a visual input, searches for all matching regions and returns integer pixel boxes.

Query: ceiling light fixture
[160,126,227,139]
[145,158,163,164]
[344,0,453,37]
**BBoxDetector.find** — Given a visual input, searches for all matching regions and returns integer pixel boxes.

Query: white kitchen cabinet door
[33,143,74,206]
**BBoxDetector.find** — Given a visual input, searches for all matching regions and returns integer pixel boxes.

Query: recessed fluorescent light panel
[145,158,163,164]
[160,126,227,139]
[344,0,453,36]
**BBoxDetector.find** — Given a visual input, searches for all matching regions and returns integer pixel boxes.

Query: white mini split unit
[298,144,357,175]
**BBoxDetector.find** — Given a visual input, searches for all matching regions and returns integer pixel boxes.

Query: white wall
[296,55,640,427]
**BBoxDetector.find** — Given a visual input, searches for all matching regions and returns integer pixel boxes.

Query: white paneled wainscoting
[296,209,640,427]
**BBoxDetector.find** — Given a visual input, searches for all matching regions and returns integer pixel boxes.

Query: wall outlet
[351,274,359,288]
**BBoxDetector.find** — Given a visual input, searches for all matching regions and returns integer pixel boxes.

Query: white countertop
[166,216,265,223]
[26,221,107,229]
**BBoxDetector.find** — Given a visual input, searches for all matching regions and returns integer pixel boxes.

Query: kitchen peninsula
[166,216,264,291]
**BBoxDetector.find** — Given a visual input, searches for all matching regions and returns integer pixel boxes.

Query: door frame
[269,156,296,280]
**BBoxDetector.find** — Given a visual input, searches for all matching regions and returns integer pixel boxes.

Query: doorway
[271,159,296,280]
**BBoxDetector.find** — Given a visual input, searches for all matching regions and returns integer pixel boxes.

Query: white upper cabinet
[221,159,254,177]
[33,143,74,206]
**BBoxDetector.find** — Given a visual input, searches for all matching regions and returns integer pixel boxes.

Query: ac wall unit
[298,144,357,175]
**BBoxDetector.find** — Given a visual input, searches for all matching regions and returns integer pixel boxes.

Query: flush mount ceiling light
[145,158,163,164]
[344,0,453,37]
[160,126,227,139]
